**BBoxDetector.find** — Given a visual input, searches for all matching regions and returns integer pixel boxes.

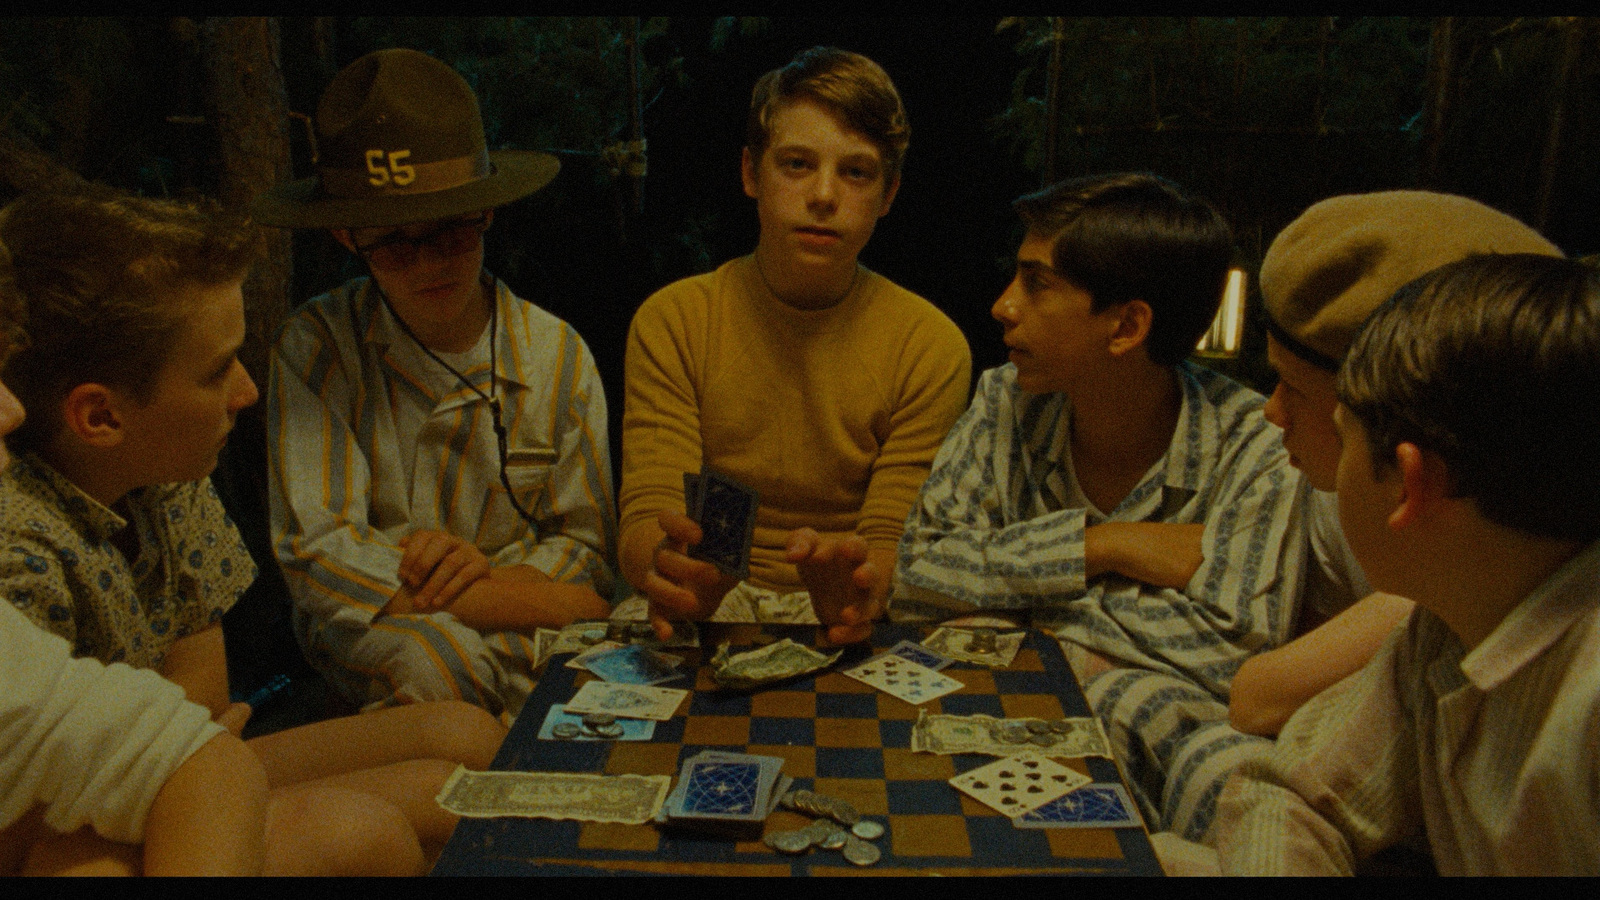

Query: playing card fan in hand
[685,467,759,579]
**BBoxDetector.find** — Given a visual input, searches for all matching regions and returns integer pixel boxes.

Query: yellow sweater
[621,256,972,592]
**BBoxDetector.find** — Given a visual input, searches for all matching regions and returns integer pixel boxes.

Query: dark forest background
[5,16,1597,704]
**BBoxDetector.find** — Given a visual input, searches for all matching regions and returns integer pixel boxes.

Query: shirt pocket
[475,463,550,554]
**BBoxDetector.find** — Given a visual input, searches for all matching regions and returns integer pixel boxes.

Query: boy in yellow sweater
[620,47,971,644]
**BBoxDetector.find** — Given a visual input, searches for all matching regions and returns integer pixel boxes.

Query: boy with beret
[1216,252,1600,875]
[255,49,616,717]
[1227,191,1561,738]
[622,47,971,645]
[895,172,1306,842]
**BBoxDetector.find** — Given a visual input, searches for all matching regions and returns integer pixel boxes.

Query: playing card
[1014,783,1143,829]
[536,704,657,741]
[948,754,1092,817]
[687,467,759,578]
[565,640,625,670]
[564,681,688,721]
[881,639,955,671]
[679,758,765,817]
[841,654,964,705]
[579,644,686,686]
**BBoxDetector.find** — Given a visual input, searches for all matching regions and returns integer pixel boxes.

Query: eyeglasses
[351,213,489,272]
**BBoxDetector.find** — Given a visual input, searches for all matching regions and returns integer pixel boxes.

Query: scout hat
[252,48,559,229]
[1259,190,1561,370]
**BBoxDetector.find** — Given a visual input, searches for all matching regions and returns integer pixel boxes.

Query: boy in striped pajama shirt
[893,173,1307,842]
[256,50,615,719]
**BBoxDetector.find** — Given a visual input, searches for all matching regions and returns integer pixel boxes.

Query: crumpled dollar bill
[910,710,1112,759]
[709,638,841,690]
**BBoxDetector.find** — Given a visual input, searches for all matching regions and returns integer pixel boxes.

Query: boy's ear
[60,383,126,449]
[1387,441,1450,530]
[877,172,901,217]
[1106,299,1154,358]
[741,147,760,200]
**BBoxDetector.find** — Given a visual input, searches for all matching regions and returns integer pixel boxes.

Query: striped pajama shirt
[893,361,1307,841]
[268,276,616,719]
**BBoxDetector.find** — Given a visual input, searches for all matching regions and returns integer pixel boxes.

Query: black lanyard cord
[372,275,540,531]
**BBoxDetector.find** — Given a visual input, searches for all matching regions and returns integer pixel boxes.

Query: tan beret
[1260,190,1561,368]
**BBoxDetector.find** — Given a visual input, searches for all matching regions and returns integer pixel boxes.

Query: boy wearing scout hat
[1226,191,1561,740]
[255,49,616,719]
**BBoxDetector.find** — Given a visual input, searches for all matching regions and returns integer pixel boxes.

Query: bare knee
[264,785,424,877]
[415,701,506,769]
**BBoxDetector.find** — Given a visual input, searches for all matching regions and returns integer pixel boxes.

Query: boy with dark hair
[1215,253,1600,875]
[896,173,1306,841]
[255,49,615,717]
[623,46,971,645]
[0,186,505,872]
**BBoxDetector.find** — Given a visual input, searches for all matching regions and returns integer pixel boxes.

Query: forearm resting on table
[1228,592,1415,737]
[1084,522,1205,589]
[382,565,609,632]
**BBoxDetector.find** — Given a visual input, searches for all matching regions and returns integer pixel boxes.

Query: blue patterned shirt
[894,362,1307,698]
[0,454,255,669]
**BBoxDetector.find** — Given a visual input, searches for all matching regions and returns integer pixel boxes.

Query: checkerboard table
[432,623,1162,876]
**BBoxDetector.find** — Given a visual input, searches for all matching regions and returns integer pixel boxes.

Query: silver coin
[819,828,849,850]
[779,790,800,810]
[551,723,581,739]
[578,629,604,645]
[772,831,813,855]
[851,820,885,841]
[1000,726,1030,744]
[842,836,881,866]
[595,723,626,739]
[1029,733,1059,747]
[803,821,836,847]
[1048,719,1074,734]
[1024,719,1052,735]
[830,800,861,826]
[581,712,617,728]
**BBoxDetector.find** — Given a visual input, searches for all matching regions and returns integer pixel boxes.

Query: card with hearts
[948,753,1092,817]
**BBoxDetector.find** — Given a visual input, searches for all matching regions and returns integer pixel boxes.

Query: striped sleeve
[893,367,1090,619]
[1215,624,1424,874]
[267,309,405,629]
[490,320,616,595]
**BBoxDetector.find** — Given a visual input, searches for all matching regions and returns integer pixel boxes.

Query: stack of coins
[551,712,625,740]
[965,627,998,655]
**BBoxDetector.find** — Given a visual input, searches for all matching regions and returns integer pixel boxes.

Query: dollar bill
[920,627,1025,667]
[709,638,842,690]
[435,766,671,825]
[910,710,1112,759]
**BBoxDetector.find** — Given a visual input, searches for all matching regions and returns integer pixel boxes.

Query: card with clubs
[948,754,1091,817]
[579,644,686,686]
[1013,783,1143,829]
[841,653,964,705]
[686,467,759,579]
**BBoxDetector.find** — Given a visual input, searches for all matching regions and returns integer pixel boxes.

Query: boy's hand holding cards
[684,467,759,579]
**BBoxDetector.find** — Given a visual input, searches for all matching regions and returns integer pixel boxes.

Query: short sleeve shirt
[0,453,256,669]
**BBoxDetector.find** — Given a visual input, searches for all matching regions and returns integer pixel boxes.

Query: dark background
[5,16,1597,712]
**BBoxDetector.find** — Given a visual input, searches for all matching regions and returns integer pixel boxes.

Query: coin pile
[965,628,998,655]
[991,717,1080,749]
[763,790,885,866]
[551,712,625,740]
[604,620,657,643]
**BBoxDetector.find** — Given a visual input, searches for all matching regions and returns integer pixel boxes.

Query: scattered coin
[551,723,581,739]
[851,820,885,841]
[820,828,849,850]
[594,723,626,739]
[1029,733,1059,747]
[829,799,861,826]
[1024,719,1052,735]
[1048,719,1073,734]
[843,836,881,866]
[772,831,812,855]
[581,712,617,728]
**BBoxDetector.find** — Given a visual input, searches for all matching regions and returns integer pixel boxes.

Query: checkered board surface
[433,624,1161,876]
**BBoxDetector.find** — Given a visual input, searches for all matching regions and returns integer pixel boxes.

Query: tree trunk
[1420,16,1457,189]
[198,16,293,389]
